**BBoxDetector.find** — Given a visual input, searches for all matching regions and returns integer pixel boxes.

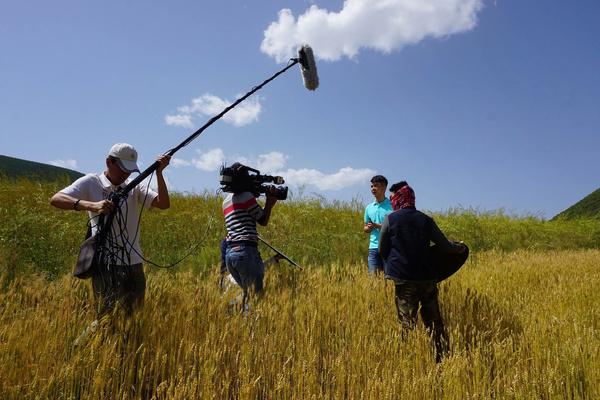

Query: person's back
[378,182,466,363]
[383,208,436,284]
[223,191,263,243]
[221,164,279,313]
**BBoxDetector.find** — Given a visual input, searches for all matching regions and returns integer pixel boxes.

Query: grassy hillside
[2,177,600,398]
[553,188,600,220]
[0,155,84,183]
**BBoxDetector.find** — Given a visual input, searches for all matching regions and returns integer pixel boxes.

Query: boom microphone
[297,44,319,91]
[119,44,319,196]
[97,45,319,275]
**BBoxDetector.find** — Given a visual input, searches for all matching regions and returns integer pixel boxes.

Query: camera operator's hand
[264,185,279,204]
[260,185,278,226]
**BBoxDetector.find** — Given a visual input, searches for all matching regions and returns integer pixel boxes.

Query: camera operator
[222,164,279,314]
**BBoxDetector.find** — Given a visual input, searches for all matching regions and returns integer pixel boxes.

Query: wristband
[74,199,81,211]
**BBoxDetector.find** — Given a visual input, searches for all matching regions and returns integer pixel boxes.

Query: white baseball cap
[108,143,140,173]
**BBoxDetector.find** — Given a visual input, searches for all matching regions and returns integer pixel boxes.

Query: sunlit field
[1,178,600,398]
[2,251,600,398]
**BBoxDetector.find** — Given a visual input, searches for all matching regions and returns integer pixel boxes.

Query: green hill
[0,155,84,183]
[553,188,600,220]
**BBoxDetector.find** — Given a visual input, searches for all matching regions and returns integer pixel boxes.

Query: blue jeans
[368,248,386,275]
[226,244,265,298]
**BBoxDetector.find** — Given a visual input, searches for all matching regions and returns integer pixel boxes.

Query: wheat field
[2,248,599,399]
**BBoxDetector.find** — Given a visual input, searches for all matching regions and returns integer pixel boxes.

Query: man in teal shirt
[363,175,393,275]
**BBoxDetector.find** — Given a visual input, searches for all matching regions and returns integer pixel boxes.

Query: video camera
[219,162,288,200]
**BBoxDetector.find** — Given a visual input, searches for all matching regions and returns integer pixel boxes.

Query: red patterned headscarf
[390,184,415,211]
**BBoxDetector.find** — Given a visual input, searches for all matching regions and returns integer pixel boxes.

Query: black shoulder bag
[74,225,98,279]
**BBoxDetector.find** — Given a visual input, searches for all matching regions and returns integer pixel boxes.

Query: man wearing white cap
[51,143,171,316]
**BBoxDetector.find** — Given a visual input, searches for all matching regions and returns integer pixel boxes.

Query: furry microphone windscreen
[297,44,319,91]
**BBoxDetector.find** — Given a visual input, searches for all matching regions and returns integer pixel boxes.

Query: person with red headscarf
[379,182,466,363]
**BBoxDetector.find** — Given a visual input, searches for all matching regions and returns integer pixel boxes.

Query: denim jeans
[368,248,386,275]
[226,244,265,298]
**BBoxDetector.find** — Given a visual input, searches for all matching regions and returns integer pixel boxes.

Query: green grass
[2,177,599,282]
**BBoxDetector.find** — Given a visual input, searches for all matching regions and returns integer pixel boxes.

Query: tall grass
[2,250,600,398]
[2,177,600,398]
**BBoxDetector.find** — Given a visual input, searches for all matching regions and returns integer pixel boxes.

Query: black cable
[91,183,150,314]
[116,171,222,269]
[91,175,221,313]
[135,188,223,269]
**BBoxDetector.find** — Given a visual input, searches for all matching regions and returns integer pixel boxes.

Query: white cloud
[277,167,376,190]
[171,158,191,168]
[191,148,225,171]
[166,93,262,129]
[261,0,484,62]
[229,154,250,167]
[49,159,77,169]
[178,148,375,191]
[256,151,289,173]
[165,114,194,129]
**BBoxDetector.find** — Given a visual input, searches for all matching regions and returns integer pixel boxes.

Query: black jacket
[379,208,463,284]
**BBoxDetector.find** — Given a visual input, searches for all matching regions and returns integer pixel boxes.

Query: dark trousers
[92,263,146,316]
[394,282,448,362]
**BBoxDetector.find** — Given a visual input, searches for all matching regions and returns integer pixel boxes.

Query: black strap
[84,223,92,240]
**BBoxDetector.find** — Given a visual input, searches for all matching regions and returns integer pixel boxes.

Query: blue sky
[2,0,599,219]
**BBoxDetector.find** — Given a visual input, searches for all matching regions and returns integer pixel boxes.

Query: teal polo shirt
[364,198,393,249]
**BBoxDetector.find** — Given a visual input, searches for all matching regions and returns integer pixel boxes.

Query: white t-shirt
[61,172,158,265]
